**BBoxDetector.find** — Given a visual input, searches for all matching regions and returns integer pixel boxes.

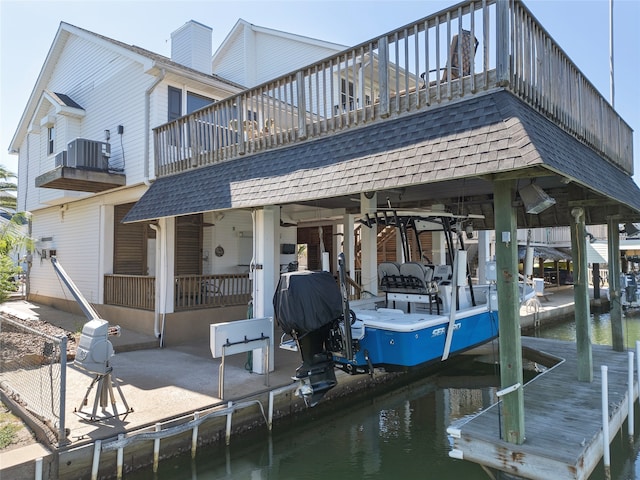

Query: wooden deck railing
[154,0,632,179]
[104,273,252,311]
[174,274,252,311]
[104,274,155,311]
[508,1,632,174]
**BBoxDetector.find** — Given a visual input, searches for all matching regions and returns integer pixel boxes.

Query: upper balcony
[153,0,633,181]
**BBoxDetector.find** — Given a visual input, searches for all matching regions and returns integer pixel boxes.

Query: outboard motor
[273,270,344,406]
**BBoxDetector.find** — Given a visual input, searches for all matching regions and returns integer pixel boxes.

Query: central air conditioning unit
[64,138,111,171]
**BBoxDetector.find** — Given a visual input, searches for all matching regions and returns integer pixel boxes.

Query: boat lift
[51,256,132,421]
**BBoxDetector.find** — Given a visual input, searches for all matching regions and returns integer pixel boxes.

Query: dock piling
[225,401,233,445]
[268,390,274,430]
[116,433,124,479]
[629,352,635,441]
[191,411,200,458]
[35,457,42,480]
[268,383,298,430]
[601,365,611,480]
[153,423,161,472]
[91,440,101,480]
[636,341,640,401]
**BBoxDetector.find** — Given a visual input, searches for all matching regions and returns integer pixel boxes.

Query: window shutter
[175,214,203,275]
[114,203,149,275]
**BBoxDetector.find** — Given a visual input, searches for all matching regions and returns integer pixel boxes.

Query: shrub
[0,254,20,303]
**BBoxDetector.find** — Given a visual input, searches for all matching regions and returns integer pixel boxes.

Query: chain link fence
[0,314,67,445]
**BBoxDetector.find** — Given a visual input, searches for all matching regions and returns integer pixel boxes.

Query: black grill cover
[273,271,343,334]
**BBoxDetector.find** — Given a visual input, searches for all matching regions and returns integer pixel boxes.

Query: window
[340,79,355,111]
[168,86,182,121]
[47,126,55,155]
[168,86,223,149]
[187,92,214,113]
[168,86,215,121]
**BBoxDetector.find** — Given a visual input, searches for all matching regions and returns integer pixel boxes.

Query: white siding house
[211,19,348,88]
[9,21,244,336]
[8,19,348,342]
[8,9,639,348]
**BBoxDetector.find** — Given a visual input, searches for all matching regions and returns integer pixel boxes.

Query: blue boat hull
[334,309,499,370]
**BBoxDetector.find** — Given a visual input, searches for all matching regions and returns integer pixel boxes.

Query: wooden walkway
[449,337,638,480]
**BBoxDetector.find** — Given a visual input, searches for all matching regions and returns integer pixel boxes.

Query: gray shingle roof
[124,90,640,223]
[63,22,244,89]
[50,91,84,110]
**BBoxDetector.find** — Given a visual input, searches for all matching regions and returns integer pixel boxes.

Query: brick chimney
[171,20,212,75]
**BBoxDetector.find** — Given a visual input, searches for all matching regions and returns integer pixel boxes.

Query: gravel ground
[0,314,78,364]
[0,312,77,452]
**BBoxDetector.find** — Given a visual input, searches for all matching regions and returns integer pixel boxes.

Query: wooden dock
[449,337,638,480]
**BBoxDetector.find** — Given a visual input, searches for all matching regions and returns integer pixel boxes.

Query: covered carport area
[125,89,640,443]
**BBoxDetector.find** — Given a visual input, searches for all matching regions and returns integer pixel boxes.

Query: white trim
[40,115,56,127]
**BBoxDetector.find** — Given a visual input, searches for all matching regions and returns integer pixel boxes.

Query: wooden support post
[607,217,624,351]
[494,179,525,444]
[570,207,593,382]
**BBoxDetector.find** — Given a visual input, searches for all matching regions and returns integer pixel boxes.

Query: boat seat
[399,262,436,292]
[378,262,402,291]
[379,262,439,314]
[433,264,452,284]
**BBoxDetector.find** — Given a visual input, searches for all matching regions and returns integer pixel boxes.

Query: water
[534,309,640,350]
[127,312,640,480]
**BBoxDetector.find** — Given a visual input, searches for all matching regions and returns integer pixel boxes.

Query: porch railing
[175,274,252,311]
[154,0,632,180]
[104,274,155,311]
[104,274,252,311]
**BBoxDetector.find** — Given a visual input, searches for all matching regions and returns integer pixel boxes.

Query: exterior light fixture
[519,183,556,214]
[465,224,473,239]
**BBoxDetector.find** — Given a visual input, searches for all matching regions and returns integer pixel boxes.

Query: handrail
[104,273,252,311]
[508,0,633,174]
[174,273,251,310]
[154,0,495,177]
[100,400,266,452]
[104,274,155,311]
[345,275,367,301]
[153,0,632,180]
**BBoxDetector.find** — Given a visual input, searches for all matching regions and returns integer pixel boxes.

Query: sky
[1,0,639,182]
